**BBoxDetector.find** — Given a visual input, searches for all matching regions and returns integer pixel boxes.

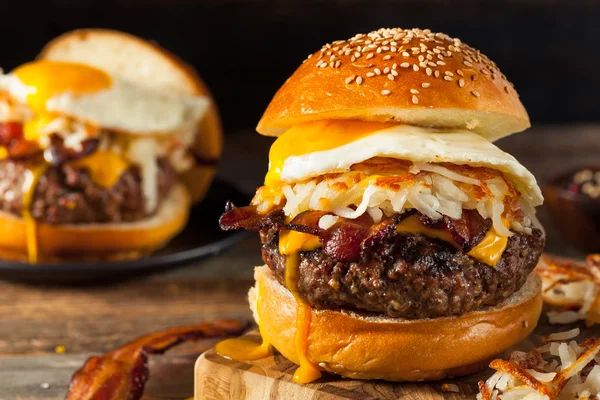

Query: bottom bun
[249,265,542,382]
[0,184,190,263]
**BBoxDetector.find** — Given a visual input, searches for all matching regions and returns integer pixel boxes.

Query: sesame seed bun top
[257,28,530,142]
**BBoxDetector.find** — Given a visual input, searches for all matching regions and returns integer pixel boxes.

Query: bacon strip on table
[66,319,249,400]
[220,203,493,262]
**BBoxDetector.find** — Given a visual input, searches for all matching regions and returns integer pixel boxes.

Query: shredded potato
[478,334,600,400]
[536,255,600,327]
[253,158,530,237]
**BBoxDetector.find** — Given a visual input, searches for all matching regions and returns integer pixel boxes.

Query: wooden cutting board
[194,310,596,400]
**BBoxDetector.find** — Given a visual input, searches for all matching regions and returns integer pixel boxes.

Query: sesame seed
[312,28,508,93]
[412,95,419,104]
[471,90,480,97]
[443,76,453,81]
[410,89,419,94]
[391,69,398,76]
[366,72,375,77]
[345,76,355,84]
[388,74,394,81]
[356,76,363,85]
[504,86,510,94]
[382,89,391,96]
[374,68,381,75]
[471,74,477,81]
[421,82,431,88]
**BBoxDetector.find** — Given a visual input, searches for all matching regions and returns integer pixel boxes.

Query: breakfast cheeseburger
[0,29,221,263]
[217,28,545,382]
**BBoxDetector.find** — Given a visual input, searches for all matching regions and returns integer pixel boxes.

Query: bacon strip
[66,319,248,400]
[420,209,491,251]
[219,202,284,232]
[0,122,39,158]
[220,203,493,262]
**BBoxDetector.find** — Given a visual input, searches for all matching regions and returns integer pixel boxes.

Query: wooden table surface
[3,124,600,399]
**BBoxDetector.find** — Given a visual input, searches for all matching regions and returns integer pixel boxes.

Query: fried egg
[0,60,209,138]
[266,120,543,208]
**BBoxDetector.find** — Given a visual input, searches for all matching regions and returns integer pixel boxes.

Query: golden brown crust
[257,28,529,142]
[250,266,542,381]
[38,28,222,204]
[0,185,189,263]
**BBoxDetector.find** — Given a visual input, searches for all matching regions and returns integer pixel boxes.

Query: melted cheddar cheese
[467,224,509,266]
[397,214,508,266]
[396,215,456,246]
[71,151,130,188]
[278,229,323,383]
[22,165,47,263]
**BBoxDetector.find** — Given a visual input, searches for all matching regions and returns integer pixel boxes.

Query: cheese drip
[215,280,272,361]
[279,230,322,383]
[22,164,47,263]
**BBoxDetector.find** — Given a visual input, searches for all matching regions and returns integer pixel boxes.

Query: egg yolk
[14,60,111,114]
[265,120,395,188]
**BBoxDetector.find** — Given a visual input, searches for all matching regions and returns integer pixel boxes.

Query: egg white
[0,73,209,137]
[278,125,543,207]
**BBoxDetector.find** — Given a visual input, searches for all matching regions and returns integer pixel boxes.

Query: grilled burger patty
[0,158,177,224]
[262,227,545,319]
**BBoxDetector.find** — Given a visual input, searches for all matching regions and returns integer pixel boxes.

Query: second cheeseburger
[218,28,545,382]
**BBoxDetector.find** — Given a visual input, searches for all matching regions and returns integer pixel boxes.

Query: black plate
[0,179,250,284]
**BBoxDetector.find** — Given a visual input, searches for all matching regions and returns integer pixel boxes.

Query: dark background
[1,1,599,134]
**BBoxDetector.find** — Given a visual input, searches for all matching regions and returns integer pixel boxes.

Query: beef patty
[0,158,177,224]
[262,228,545,319]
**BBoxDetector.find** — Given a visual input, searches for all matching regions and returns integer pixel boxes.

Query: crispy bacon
[66,319,248,400]
[43,134,100,165]
[420,209,491,251]
[221,203,494,262]
[0,122,39,158]
[219,202,285,231]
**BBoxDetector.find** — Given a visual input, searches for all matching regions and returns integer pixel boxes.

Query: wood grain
[195,311,598,400]
[0,276,254,356]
